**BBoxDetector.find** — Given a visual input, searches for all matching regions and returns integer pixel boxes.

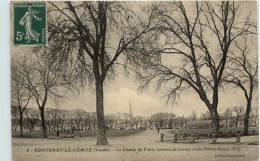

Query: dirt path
[108,129,160,145]
[12,129,258,161]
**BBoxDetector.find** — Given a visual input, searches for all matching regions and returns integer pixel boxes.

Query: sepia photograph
[10,1,258,161]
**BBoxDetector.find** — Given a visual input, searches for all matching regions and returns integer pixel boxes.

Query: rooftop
[187,120,212,125]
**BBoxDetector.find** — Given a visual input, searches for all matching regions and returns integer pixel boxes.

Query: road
[12,129,258,161]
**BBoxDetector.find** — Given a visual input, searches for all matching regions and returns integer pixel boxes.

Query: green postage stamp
[13,2,46,46]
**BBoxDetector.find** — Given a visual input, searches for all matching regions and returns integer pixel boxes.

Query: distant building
[172,118,188,129]
[187,120,212,129]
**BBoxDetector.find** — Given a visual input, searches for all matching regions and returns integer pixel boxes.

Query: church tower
[130,101,133,119]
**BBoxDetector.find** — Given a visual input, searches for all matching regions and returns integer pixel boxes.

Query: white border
[0,0,11,161]
[0,1,259,161]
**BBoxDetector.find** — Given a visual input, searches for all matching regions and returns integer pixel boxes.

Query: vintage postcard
[10,1,258,161]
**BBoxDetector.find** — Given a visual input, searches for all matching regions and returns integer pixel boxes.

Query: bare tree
[71,109,86,130]
[11,60,32,137]
[59,110,67,130]
[223,109,235,128]
[113,114,121,130]
[150,112,169,129]
[224,106,245,129]
[25,107,39,132]
[82,112,92,130]
[15,50,75,138]
[50,108,59,131]
[200,111,211,120]
[45,109,53,131]
[48,1,155,145]
[80,111,88,130]
[66,110,75,131]
[150,113,161,129]
[11,105,19,132]
[90,112,97,130]
[53,109,65,131]
[44,108,64,131]
[232,106,245,129]
[190,110,198,121]
[146,118,153,128]
[167,113,176,129]
[121,113,131,130]
[60,109,69,130]
[132,116,142,129]
[220,110,230,128]
[129,2,255,135]
[250,107,258,128]
[105,114,116,130]
[224,36,258,135]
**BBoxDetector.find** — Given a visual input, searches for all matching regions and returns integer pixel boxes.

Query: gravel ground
[12,129,259,161]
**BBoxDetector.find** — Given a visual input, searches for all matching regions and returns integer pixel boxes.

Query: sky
[45,72,258,118]
[11,1,258,118]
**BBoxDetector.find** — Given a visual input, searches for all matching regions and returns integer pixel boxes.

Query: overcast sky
[11,1,258,118]
[27,69,258,118]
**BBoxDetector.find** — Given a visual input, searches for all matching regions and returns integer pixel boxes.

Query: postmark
[13,2,46,46]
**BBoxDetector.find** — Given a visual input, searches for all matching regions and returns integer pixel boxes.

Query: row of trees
[11,107,96,132]
[11,2,257,145]
[10,106,182,132]
[12,106,258,133]
[10,107,183,132]
[194,106,258,128]
[11,52,76,138]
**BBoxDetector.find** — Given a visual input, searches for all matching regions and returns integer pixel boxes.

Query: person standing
[19,6,42,43]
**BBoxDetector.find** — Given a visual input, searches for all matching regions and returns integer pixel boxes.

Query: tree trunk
[40,108,47,138]
[243,100,251,136]
[96,80,108,145]
[235,120,238,129]
[210,108,219,135]
[19,109,24,137]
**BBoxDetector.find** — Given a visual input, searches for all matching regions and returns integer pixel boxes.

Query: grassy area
[167,127,258,137]
[12,129,145,138]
